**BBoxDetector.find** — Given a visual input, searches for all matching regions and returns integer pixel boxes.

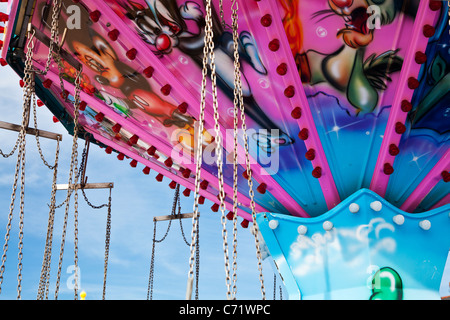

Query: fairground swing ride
[0,0,449,300]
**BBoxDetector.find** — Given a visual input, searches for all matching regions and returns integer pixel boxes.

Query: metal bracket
[0,120,63,141]
[153,213,198,222]
[56,183,114,190]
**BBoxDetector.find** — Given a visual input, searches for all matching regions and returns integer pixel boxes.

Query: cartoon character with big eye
[40,0,211,153]
[69,26,192,126]
[116,0,295,152]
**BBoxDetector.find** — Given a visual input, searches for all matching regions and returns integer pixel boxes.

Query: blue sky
[0,4,283,300]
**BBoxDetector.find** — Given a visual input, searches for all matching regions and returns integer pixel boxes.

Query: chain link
[229,0,242,300]
[31,94,59,169]
[36,137,60,300]
[0,134,21,158]
[0,0,81,299]
[72,67,83,301]
[207,0,234,299]
[102,188,112,300]
[0,28,37,298]
[0,0,62,158]
[230,0,266,300]
[149,184,193,299]
[39,0,63,76]
[35,4,68,297]
[54,67,83,300]
[186,0,212,300]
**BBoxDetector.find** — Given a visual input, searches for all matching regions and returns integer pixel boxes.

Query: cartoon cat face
[327,0,403,48]
[125,0,184,54]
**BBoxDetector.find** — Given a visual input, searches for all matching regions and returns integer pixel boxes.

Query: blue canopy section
[257,189,450,300]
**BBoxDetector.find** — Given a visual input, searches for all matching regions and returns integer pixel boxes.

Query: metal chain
[0,0,69,299]
[147,185,178,299]
[231,0,266,299]
[38,0,63,76]
[194,214,200,300]
[219,0,226,29]
[147,219,158,300]
[54,67,83,300]
[186,0,210,300]
[0,96,26,295]
[72,68,82,301]
[23,1,64,297]
[77,140,110,209]
[49,157,84,210]
[102,188,112,300]
[31,94,58,170]
[273,273,276,300]
[22,0,63,77]
[203,0,234,300]
[0,134,21,158]
[15,83,29,298]
[178,195,190,246]
[0,28,36,297]
[53,52,66,100]
[148,184,193,299]
[15,118,26,300]
[229,0,242,300]
[37,137,60,300]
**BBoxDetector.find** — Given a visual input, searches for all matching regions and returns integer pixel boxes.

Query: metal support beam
[0,120,63,141]
[153,213,197,222]
[56,182,114,190]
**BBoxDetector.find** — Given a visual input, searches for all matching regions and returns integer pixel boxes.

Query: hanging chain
[102,187,112,300]
[147,219,158,300]
[0,134,21,158]
[148,186,178,300]
[186,0,212,301]
[3,22,61,298]
[229,0,242,300]
[0,28,37,297]
[230,0,266,299]
[54,67,83,300]
[37,136,60,300]
[72,68,82,301]
[203,0,234,300]
[0,0,61,158]
[78,139,110,209]
[17,42,36,299]
[273,273,276,300]
[149,184,195,299]
[31,93,59,170]
[15,117,26,300]
[21,0,63,298]
[178,194,191,246]
[219,0,226,29]
[39,0,63,76]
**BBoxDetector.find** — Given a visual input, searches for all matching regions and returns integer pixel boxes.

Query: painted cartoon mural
[277,0,448,208]
[1,0,449,300]
[410,5,450,135]
[282,0,419,114]
[110,0,295,150]
[37,0,214,154]
[256,189,450,300]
